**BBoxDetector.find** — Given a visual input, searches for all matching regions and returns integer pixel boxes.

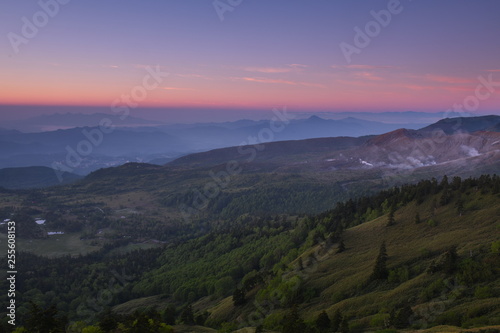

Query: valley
[0,116,499,332]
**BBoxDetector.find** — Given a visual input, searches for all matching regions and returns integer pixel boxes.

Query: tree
[455,196,464,216]
[232,287,246,306]
[414,212,421,224]
[337,239,346,253]
[331,309,342,332]
[386,206,396,226]
[389,304,414,329]
[98,308,119,332]
[370,242,388,281]
[298,256,304,270]
[442,246,458,274]
[340,316,350,333]
[316,310,331,332]
[161,305,176,325]
[282,305,306,333]
[180,305,194,325]
[24,302,66,333]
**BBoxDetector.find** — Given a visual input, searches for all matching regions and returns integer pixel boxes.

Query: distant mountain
[3,112,165,132]
[419,115,500,134]
[0,127,188,174]
[0,114,435,174]
[169,115,500,176]
[0,166,82,189]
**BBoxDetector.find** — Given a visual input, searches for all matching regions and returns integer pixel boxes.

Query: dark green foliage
[389,304,414,329]
[282,305,306,333]
[386,206,396,226]
[233,287,246,306]
[455,196,465,215]
[180,305,194,325]
[337,239,346,253]
[24,302,66,333]
[331,309,342,332]
[340,316,350,333]
[370,242,388,281]
[426,246,458,275]
[98,308,120,332]
[161,305,176,325]
[316,310,331,332]
[414,212,421,224]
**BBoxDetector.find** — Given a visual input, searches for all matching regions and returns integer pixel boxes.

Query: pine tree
[331,309,342,332]
[298,256,304,270]
[370,242,388,281]
[455,196,464,216]
[340,316,350,333]
[316,310,331,332]
[180,305,194,325]
[337,239,346,253]
[442,246,458,274]
[25,302,66,333]
[386,206,396,226]
[282,305,306,333]
[233,287,246,306]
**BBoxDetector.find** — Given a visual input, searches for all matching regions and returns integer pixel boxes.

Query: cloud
[235,77,325,88]
[353,72,384,81]
[287,64,308,68]
[331,64,395,70]
[424,74,474,84]
[243,64,308,73]
[175,73,211,79]
[244,67,294,73]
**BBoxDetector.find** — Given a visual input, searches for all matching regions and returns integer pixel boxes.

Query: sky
[1,0,500,123]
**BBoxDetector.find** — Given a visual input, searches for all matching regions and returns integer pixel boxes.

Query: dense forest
[0,174,499,332]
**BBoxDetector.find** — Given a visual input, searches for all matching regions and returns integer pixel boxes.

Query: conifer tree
[316,310,331,332]
[370,242,388,281]
[386,206,396,226]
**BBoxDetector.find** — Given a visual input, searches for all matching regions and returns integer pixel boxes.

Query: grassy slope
[305,191,499,322]
[206,190,500,331]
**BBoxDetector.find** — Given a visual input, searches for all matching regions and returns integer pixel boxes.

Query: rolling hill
[0,166,82,189]
[0,115,498,332]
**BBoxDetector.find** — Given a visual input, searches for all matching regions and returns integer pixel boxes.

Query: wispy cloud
[485,69,500,72]
[331,64,396,70]
[244,67,294,73]
[243,64,308,73]
[424,74,474,84]
[235,76,325,88]
[353,71,384,81]
[175,73,211,79]
[287,63,308,68]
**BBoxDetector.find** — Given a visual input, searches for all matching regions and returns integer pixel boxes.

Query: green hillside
[2,174,498,332]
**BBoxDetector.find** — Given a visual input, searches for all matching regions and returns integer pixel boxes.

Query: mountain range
[0,113,431,175]
[1,115,498,191]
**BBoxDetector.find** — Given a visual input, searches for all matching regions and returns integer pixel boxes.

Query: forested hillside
[1,174,499,332]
